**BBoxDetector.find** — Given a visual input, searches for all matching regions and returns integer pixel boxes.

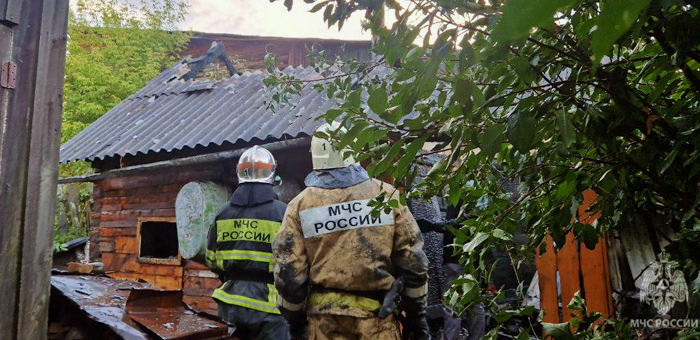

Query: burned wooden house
[183,32,373,70]
[58,41,369,316]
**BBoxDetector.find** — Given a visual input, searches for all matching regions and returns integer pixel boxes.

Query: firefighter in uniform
[272,122,431,340]
[206,146,290,340]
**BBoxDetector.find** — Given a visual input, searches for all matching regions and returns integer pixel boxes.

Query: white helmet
[237,146,277,184]
[311,122,356,170]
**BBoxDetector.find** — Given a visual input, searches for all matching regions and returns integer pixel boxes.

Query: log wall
[93,166,225,296]
[90,146,311,315]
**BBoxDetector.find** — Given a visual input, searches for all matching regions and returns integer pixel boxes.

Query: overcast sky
[180,0,370,40]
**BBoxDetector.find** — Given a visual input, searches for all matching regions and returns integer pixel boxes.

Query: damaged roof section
[50,275,227,340]
[59,49,336,164]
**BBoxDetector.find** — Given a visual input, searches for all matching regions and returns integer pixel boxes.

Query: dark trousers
[218,302,290,340]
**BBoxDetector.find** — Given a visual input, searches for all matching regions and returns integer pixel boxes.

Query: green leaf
[591,0,651,65]
[346,90,361,109]
[447,175,462,207]
[458,41,475,73]
[396,135,429,179]
[454,79,472,105]
[323,4,333,22]
[338,121,368,149]
[323,109,344,123]
[493,229,513,241]
[494,0,583,41]
[542,322,576,340]
[371,140,404,176]
[556,171,577,199]
[575,223,600,250]
[493,310,515,323]
[507,111,536,152]
[368,87,388,115]
[557,110,576,149]
[658,146,679,175]
[425,155,446,178]
[480,124,506,158]
[510,57,535,85]
[515,330,530,340]
[310,1,329,13]
[463,232,490,253]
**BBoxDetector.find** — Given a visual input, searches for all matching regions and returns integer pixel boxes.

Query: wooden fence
[535,189,614,323]
[0,1,69,339]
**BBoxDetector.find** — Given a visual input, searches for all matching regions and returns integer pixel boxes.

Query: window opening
[137,218,180,265]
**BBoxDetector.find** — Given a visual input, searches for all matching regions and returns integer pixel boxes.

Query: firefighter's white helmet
[237,146,277,184]
[311,122,356,170]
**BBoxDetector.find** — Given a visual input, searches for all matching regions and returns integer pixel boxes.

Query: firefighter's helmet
[237,146,277,184]
[311,122,356,170]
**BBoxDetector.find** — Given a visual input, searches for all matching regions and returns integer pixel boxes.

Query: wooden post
[536,237,560,323]
[0,0,69,339]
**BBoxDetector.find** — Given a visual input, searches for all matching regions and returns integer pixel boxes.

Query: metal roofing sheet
[59,59,337,163]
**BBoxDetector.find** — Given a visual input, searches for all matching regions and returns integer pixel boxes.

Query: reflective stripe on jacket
[273,177,429,318]
[206,183,287,314]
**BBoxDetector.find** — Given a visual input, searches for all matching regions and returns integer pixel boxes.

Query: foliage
[56,0,190,246]
[53,183,92,252]
[542,292,632,340]
[268,0,700,337]
[61,0,190,176]
[53,222,89,254]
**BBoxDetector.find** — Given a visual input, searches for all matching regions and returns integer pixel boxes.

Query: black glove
[280,307,307,340]
[378,277,404,319]
[402,295,431,340]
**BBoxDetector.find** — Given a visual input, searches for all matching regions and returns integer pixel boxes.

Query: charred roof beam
[182,41,237,81]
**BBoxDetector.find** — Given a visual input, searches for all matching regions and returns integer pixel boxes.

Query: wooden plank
[576,190,613,318]
[101,227,138,237]
[536,237,560,323]
[0,0,68,338]
[619,219,656,289]
[184,269,219,279]
[115,236,138,254]
[183,276,220,296]
[184,260,210,270]
[578,189,601,224]
[183,296,218,316]
[580,235,613,318]
[103,252,139,272]
[138,263,184,277]
[154,275,183,290]
[556,233,581,322]
[66,262,96,274]
[0,20,30,340]
[100,221,138,229]
[100,240,116,253]
[107,272,143,282]
[98,169,222,190]
[607,233,624,303]
[1,0,22,26]
[600,234,614,315]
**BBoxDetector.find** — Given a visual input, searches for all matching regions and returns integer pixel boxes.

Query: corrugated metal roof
[60,59,337,163]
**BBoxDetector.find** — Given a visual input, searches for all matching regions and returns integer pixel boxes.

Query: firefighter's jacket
[206,183,287,315]
[272,165,429,318]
